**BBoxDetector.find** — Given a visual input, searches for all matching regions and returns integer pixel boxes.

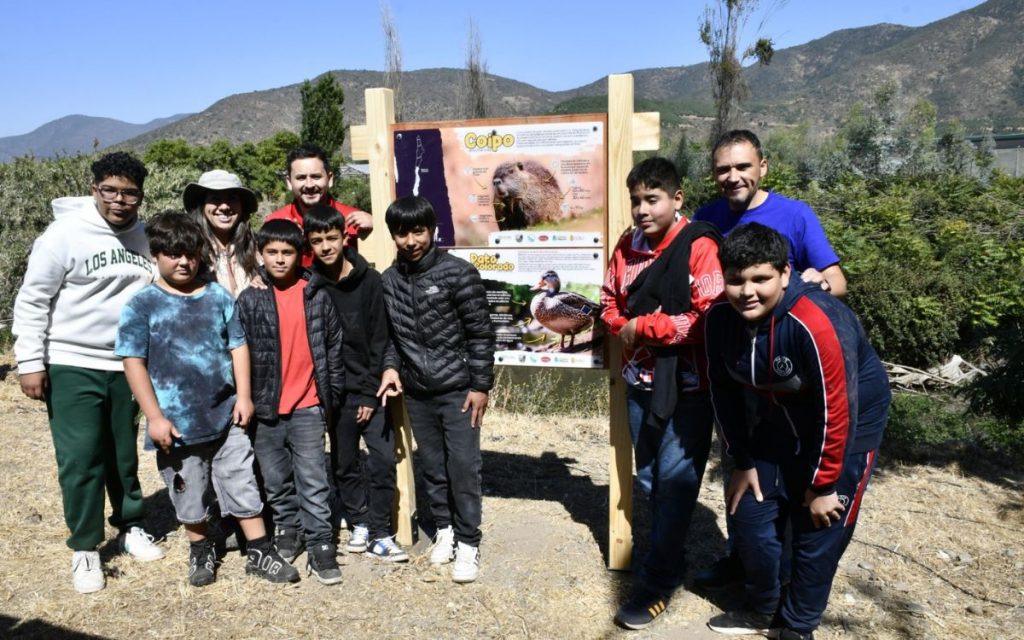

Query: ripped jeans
[156,425,263,524]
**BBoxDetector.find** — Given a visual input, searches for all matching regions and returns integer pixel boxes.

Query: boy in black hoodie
[303,205,408,562]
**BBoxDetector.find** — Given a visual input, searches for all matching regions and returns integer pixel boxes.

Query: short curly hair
[145,210,205,257]
[91,151,148,189]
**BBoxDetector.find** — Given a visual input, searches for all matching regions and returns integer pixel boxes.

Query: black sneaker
[614,586,670,630]
[188,539,217,587]
[707,609,773,635]
[693,553,744,591]
[246,546,300,583]
[307,543,342,585]
[273,528,304,563]
[778,629,814,640]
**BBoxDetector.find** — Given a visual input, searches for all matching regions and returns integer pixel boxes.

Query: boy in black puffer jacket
[377,196,495,583]
[236,219,345,586]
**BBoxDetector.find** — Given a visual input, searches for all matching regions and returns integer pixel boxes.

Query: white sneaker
[452,542,479,583]
[369,536,410,563]
[121,526,165,561]
[72,551,105,594]
[429,526,455,565]
[346,524,369,553]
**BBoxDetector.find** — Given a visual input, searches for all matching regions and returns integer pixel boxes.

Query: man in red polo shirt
[266,143,373,267]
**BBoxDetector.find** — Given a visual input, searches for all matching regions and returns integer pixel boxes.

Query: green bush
[886,391,1023,464]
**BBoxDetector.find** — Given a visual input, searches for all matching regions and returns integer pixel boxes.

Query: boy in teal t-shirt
[116,211,299,586]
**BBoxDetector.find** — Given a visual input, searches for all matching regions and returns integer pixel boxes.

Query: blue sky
[0,0,984,137]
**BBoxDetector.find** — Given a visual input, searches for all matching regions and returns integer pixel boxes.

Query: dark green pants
[46,364,145,550]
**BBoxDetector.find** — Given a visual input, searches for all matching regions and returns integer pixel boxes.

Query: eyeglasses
[96,185,143,204]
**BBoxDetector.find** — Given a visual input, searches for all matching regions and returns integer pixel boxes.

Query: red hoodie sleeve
[634,236,724,346]
[789,296,853,494]
[600,236,630,336]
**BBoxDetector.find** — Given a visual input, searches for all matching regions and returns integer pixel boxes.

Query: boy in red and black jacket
[600,157,724,630]
[704,223,889,640]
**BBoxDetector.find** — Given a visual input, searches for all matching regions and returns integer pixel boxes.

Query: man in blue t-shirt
[694,129,847,297]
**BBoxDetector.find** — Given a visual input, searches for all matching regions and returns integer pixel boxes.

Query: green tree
[300,74,346,164]
[699,0,779,144]
[143,138,197,168]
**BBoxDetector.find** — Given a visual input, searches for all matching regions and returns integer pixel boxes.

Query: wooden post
[606,74,661,570]
[351,88,419,547]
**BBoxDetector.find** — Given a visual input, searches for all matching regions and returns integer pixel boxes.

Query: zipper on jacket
[748,333,758,387]
[410,272,431,389]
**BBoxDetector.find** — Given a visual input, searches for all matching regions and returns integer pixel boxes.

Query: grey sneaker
[246,545,300,583]
[273,528,304,563]
[346,524,369,553]
[429,525,455,565]
[452,541,479,583]
[707,610,774,636]
[368,536,410,563]
[71,551,104,594]
[307,543,342,585]
[188,539,217,587]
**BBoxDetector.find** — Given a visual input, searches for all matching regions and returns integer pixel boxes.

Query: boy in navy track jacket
[704,223,889,640]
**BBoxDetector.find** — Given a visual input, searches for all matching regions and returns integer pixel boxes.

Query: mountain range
[3,0,1021,161]
[0,114,189,162]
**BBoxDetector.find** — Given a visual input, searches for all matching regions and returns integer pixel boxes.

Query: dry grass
[0,355,1021,639]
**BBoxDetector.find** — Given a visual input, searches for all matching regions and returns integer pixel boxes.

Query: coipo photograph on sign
[393,115,607,248]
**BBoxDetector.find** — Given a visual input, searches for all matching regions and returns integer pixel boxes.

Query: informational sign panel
[393,115,608,369]
[393,115,607,248]
[448,247,605,368]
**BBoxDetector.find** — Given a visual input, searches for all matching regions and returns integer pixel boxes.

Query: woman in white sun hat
[183,170,261,297]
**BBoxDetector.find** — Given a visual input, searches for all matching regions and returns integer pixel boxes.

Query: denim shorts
[157,425,263,524]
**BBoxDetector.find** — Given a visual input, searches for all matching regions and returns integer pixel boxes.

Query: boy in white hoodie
[13,152,165,594]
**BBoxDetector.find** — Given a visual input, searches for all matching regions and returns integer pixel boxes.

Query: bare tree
[699,0,782,144]
[464,18,488,119]
[381,1,403,121]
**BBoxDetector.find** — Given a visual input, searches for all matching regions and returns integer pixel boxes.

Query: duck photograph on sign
[393,115,607,248]
[447,247,605,369]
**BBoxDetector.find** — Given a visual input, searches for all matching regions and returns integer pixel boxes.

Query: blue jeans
[627,387,713,593]
[251,407,332,545]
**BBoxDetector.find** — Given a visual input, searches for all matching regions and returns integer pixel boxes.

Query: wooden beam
[632,112,661,151]
[606,74,636,571]
[350,124,369,161]
[360,88,418,548]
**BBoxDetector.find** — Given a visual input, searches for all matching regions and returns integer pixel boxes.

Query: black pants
[329,394,397,540]
[405,388,483,547]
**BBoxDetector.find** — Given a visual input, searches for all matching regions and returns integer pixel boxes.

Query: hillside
[0,114,188,161]
[122,69,570,150]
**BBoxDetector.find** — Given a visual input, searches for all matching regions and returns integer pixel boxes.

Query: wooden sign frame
[351,75,659,568]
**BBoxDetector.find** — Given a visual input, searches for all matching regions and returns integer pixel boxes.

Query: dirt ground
[0,357,1021,639]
